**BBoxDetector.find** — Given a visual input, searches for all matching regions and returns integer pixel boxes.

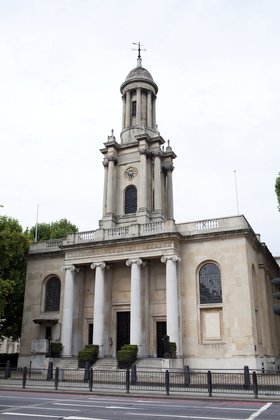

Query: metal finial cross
[132,42,146,59]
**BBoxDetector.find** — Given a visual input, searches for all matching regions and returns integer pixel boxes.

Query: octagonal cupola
[120,48,159,143]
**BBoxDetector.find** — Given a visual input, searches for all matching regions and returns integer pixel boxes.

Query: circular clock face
[124,166,138,180]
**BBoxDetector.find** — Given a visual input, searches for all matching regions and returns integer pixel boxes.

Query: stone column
[161,255,181,355]
[138,146,148,210]
[125,90,130,128]
[163,162,174,219]
[102,157,108,216]
[61,265,78,357]
[122,95,126,129]
[106,155,116,214]
[126,258,143,354]
[136,88,141,126]
[153,148,163,211]
[147,91,152,128]
[152,95,157,129]
[90,262,106,357]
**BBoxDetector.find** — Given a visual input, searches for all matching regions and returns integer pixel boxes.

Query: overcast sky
[0,0,279,256]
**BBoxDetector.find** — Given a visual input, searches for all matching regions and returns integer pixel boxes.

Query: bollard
[131,364,137,385]
[84,361,90,383]
[207,370,212,397]
[47,361,53,381]
[165,370,170,395]
[126,369,130,393]
[252,371,258,398]
[4,360,11,379]
[54,367,59,390]
[184,365,190,386]
[22,366,27,389]
[89,368,93,392]
[243,365,250,390]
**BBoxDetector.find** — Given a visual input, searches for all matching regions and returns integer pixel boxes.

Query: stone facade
[19,56,280,370]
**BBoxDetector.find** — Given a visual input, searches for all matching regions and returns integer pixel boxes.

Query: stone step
[93,358,117,371]
[135,358,163,371]
[52,357,78,369]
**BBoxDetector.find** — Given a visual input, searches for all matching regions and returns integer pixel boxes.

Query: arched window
[45,276,61,311]
[125,185,137,214]
[199,263,222,304]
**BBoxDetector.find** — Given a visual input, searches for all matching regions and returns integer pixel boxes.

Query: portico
[59,248,181,359]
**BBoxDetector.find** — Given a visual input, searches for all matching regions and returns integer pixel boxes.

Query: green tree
[276,173,280,211]
[0,216,29,339]
[27,218,78,242]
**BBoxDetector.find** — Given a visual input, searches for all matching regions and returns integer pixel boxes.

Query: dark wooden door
[117,311,130,351]
[88,323,93,344]
[156,321,167,357]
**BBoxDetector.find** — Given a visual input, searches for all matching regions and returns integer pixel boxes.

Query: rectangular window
[131,101,136,117]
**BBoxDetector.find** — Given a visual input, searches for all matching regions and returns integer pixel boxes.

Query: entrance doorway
[156,321,167,357]
[116,311,130,351]
[88,323,93,344]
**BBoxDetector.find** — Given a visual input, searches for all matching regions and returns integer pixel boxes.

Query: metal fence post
[244,365,250,390]
[89,368,93,392]
[165,370,170,395]
[22,366,27,389]
[184,365,190,386]
[252,371,258,398]
[207,370,212,397]
[126,369,130,393]
[54,367,59,390]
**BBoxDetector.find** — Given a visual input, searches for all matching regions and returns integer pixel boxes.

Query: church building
[19,51,280,371]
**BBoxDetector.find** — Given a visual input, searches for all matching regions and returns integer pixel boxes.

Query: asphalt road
[0,390,279,419]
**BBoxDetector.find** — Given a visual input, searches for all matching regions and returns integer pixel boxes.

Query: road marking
[63,417,108,420]
[129,414,244,420]
[247,402,273,419]
[2,414,59,418]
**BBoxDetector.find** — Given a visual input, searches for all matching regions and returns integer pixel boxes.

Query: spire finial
[132,42,146,67]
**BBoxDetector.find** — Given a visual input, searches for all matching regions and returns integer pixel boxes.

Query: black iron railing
[1,365,280,397]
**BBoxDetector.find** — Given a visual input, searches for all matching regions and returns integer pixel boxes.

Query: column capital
[107,154,118,164]
[102,157,109,167]
[152,147,163,157]
[126,258,143,267]
[161,255,181,264]
[162,162,174,173]
[138,146,149,155]
[90,262,106,270]
[61,264,79,273]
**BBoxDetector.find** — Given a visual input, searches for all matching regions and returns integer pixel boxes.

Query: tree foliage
[0,216,29,339]
[27,218,78,242]
[0,216,78,339]
[276,173,280,211]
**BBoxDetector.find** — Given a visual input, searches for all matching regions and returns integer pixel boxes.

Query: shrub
[50,342,62,357]
[169,342,176,358]
[117,350,134,367]
[121,344,138,361]
[78,344,99,367]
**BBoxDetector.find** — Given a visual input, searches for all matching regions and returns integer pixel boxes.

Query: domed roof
[125,66,154,82]
[121,60,158,93]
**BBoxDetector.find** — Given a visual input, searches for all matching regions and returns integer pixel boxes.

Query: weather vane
[132,42,146,65]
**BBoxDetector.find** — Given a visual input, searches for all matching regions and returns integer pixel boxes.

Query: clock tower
[100,51,176,230]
